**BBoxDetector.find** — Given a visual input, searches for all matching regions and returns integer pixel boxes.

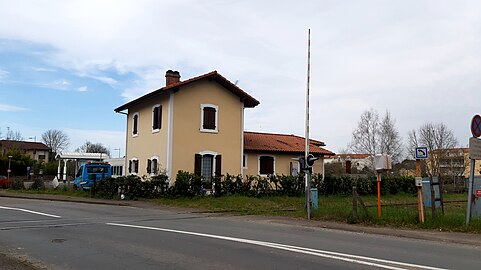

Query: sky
[0,0,480,158]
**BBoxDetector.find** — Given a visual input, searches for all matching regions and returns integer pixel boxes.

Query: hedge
[91,171,416,200]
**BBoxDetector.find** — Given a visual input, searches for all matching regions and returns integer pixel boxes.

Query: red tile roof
[332,153,370,159]
[0,140,50,151]
[115,71,260,112]
[244,131,335,156]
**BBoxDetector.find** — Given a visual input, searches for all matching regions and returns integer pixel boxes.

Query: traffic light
[306,154,319,167]
[296,154,319,173]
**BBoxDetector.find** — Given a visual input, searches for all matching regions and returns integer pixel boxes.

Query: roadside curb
[1,191,480,248]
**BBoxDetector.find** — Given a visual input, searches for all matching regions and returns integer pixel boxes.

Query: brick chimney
[165,70,180,86]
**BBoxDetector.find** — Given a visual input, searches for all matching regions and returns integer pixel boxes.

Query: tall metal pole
[7,156,12,180]
[466,158,475,225]
[305,29,311,220]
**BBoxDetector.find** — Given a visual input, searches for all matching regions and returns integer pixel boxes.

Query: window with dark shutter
[203,107,216,130]
[128,160,132,173]
[133,114,138,135]
[194,154,202,176]
[134,160,139,173]
[259,156,274,175]
[153,106,162,130]
[147,159,152,174]
[215,155,222,176]
[152,159,158,174]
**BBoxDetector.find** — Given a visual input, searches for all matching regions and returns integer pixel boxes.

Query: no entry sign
[472,114,481,138]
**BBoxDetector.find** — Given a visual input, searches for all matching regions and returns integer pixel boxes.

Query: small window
[201,154,214,182]
[132,113,139,136]
[38,155,45,160]
[259,156,274,175]
[152,105,162,132]
[129,159,139,174]
[243,154,247,168]
[194,153,221,183]
[152,158,158,174]
[200,104,218,132]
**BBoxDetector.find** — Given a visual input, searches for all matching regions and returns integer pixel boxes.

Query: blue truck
[73,162,112,190]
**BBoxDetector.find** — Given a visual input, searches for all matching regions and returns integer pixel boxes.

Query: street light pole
[7,155,12,180]
[114,148,121,158]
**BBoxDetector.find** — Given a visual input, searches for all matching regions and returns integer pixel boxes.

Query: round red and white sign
[471,114,481,138]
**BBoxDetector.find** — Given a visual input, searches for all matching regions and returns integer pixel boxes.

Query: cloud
[77,86,88,92]
[0,103,28,112]
[0,68,8,79]
[1,1,480,153]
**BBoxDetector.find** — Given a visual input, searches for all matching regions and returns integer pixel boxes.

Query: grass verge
[3,189,481,233]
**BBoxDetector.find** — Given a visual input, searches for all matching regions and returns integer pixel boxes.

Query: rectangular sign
[415,177,423,187]
[415,147,428,159]
[476,190,481,197]
[469,137,481,160]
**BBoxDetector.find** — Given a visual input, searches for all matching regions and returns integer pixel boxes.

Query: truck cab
[73,162,112,190]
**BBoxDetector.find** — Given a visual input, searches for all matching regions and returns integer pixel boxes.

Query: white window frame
[132,112,139,137]
[149,155,160,176]
[198,150,218,180]
[258,155,276,176]
[200,104,219,133]
[129,157,139,175]
[152,104,161,134]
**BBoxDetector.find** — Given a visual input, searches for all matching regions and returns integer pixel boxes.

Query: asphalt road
[0,197,480,270]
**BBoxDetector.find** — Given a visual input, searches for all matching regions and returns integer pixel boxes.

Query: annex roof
[244,131,335,156]
[332,153,370,160]
[114,71,260,112]
[55,152,108,160]
[0,140,50,151]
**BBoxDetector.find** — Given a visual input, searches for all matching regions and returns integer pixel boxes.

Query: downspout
[240,104,245,176]
[116,111,128,176]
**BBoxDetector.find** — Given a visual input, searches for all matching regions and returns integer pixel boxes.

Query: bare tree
[75,141,110,156]
[379,111,404,162]
[6,129,23,141]
[407,122,458,177]
[407,122,458,218]
[41,129,70,153]
[349,108,379,158]
[349,109,403,168]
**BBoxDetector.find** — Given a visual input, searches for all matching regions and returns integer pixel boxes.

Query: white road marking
[0,206,61,218]
[106,222,448,270]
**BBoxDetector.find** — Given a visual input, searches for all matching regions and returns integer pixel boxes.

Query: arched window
[132,113,139,136]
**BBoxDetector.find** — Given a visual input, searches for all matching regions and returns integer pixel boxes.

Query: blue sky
[1,0,481,158]
[0,39,130,155]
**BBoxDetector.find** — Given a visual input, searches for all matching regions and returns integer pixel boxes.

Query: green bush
[171,171,202,197]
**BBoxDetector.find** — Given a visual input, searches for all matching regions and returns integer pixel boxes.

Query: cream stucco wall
[126,94,170,177]
[171,80,243,178]
[243,151,325,176]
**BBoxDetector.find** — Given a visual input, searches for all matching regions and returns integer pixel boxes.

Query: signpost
[374,154,391,218]
[467,114,481,225]
[415,147,427,223]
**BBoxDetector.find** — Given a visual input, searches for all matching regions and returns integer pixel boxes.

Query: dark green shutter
[194,154,202,176]
[215,155,222,176]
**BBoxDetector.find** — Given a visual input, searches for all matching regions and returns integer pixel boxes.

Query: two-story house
[114,70,259,183]
[115,70,335,183]
[0,140,50,162]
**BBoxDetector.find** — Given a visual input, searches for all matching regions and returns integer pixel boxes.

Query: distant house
[0,140,50,162]
[430,148,481,178]
[325,153,371,173]
[114,70,334,183]
[243,131,334,176]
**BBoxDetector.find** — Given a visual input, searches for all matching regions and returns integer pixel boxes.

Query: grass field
[5,189,481,233]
